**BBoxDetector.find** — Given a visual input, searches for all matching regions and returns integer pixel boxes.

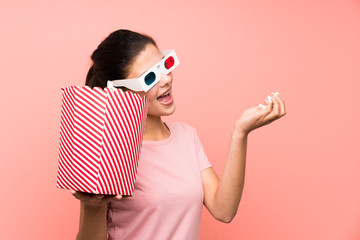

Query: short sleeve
[193,129,212,172]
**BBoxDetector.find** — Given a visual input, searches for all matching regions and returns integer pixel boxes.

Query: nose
[158,72,173,87]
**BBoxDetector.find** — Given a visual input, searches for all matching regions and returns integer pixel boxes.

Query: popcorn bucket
[56,86,148,195]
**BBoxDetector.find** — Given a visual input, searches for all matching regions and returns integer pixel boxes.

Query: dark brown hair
[85,29,157,88]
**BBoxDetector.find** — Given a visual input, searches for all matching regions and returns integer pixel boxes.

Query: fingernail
[267,96,272,103]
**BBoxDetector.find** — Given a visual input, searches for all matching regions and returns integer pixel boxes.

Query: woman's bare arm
[201,94,286,223]
[72,191,122,240]
[76,202,108,240]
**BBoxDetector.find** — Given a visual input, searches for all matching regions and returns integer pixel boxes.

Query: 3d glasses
[107,49,180,92]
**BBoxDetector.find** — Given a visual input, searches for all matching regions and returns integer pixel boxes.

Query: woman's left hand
[234,93,286,135]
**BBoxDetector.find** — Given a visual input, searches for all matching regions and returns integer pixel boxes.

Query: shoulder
[167,122,197,136]
[167,121,195,131]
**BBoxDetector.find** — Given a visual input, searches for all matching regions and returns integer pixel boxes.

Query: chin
[148,103,176,117]
[163,105,176,116]
[160,103,176,116]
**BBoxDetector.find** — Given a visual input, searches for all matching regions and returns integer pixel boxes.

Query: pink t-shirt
[107,122,212,240]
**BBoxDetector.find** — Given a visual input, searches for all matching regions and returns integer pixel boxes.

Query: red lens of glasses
[164,56,175,69]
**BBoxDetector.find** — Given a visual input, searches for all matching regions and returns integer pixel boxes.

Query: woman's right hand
[71,190,122,207]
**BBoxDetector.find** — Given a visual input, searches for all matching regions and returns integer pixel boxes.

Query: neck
[143,115,170,141]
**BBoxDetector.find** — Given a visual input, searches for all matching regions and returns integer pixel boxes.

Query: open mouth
[156,90,173,105]
[157,91,170,100]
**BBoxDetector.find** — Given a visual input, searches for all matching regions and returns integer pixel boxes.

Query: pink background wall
[1,0,359,239]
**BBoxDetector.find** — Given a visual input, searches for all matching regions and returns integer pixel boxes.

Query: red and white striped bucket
[56,86,148,195]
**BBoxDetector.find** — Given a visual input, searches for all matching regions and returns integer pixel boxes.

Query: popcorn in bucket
[56,86,148,195]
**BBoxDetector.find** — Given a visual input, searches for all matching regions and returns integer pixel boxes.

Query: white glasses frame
[107,49,180,92]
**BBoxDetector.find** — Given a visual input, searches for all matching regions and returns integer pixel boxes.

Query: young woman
[71,29,286,240]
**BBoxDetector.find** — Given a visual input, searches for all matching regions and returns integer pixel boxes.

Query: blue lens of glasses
[144,72,156,86]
